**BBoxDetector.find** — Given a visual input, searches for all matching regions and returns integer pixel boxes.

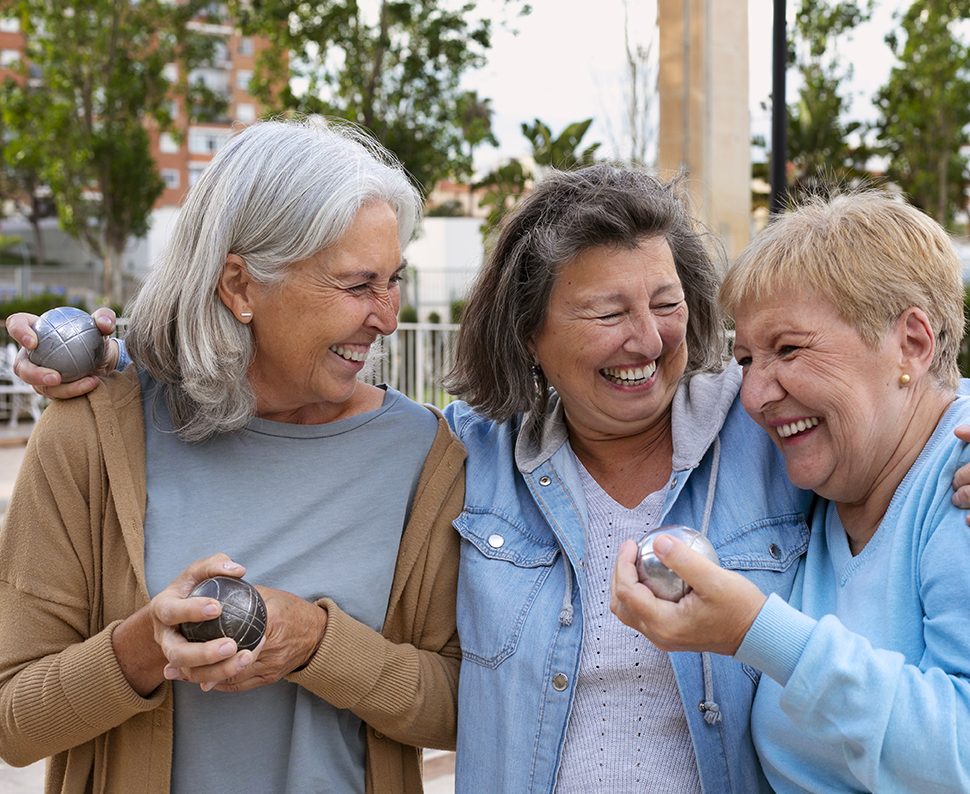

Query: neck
[256,382,385,424]
[837,387,953,554]
[568,410,674,509]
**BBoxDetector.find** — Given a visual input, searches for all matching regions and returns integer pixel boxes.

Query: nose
[623,307,663,358]
[739,358,785,415]
[367,291,399,337]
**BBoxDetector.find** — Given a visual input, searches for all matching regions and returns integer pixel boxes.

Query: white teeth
[777,417,820,438]
[330,345,368,362]
[602,362,657,384]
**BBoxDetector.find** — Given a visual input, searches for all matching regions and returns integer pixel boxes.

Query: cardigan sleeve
[0,399,162,767]
[287,421,465,751]
[737,510,970,791]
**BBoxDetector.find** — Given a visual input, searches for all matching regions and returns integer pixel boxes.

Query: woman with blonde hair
[612,192,970,792]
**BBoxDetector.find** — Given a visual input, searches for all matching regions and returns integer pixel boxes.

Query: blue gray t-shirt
[140,372,438,793]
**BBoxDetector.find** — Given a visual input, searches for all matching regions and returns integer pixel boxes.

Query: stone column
[658,0,751,259]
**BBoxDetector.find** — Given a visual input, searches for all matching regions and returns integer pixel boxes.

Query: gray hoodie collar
[515,362,742,473]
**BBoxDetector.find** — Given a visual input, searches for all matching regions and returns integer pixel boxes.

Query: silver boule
[27,307,105,383]
[635,524,719,602]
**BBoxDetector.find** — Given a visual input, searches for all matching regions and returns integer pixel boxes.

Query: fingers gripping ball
[635,525,720,602]
[27,306,105,383]
[180,577,267,651]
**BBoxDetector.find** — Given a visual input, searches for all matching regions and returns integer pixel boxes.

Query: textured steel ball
[635,525,720,602]
[27,306,105,383]
[180,576,267,651]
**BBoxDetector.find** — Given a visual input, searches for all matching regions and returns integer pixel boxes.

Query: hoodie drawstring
[559,552,574,626]
[698,435,723,725]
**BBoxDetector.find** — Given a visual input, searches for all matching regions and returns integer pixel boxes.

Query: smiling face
[244,201,403,423]
[733,288,911,503]
[530,236,689,441]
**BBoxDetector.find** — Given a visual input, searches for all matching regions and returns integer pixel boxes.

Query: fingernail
[219,641,236,657]
[238,652,253,669]
[20,335,32,347]
[43,374,59,385]
[200,682,215,693]
[163,665,179,680]
[202,603,220,617]
[222,560,243,570]
[654,535,673,555]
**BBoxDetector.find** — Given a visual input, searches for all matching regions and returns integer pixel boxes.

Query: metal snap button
[538,475,552,486]
[768,543,782,560]
[551,672,568,691]
[487,534,505,548]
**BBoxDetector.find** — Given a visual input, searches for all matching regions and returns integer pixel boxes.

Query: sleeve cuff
[734,592,817,685]
[115,339,131,371]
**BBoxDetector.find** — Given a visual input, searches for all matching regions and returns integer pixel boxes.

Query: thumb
[652,535,720,593]
[954,425,970,444]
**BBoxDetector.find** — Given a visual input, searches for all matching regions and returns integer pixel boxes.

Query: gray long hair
[445,165,726,425]
[125,117,421,442]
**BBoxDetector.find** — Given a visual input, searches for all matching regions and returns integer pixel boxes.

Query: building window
[236,70,251,91]
[187,128,231,155]
[188,163,207,186]
[0,50,20,67]
[238,37,253,57]
[235,102,255,123]
[162,63,178,83]
[0,18,20,33]
[161,169,181,189]
[159,132,179,153]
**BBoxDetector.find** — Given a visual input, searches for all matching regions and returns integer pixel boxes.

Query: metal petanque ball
[180,576,267,652]
[635,525,720,602]
[27,306,105,383]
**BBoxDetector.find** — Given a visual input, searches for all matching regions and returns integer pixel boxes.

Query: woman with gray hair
[0,118,465,793]
[612,193,970,791]
[440,164,813,792]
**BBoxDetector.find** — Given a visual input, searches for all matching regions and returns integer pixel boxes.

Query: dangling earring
[899,373,911,386]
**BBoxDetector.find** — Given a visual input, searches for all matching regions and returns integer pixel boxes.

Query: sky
[464,0,908,173]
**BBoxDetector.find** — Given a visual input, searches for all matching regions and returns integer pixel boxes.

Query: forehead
[552,237,680,295]
[734,289,847,341]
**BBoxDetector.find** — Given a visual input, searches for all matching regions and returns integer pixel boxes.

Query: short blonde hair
[720,193,965,389]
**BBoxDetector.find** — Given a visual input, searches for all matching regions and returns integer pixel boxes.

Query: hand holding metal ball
[635,525,719,602]
[27,306,105,383]
[180,576,267,651]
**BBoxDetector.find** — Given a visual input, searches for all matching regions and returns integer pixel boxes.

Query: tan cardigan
[0,368,466,793]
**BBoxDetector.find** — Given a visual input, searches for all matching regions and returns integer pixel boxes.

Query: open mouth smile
[330,345,369,363]
[776,417,820,438]
[600,362,658,386]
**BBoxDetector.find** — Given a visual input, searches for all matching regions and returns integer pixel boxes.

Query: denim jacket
[444,363,815,793]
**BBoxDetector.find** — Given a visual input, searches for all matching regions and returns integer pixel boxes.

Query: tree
[456,90,498,215]
[875,0,970,226]
[0,1,213,301]
[476,117,601,240]
[785,1,873,194]
[232,0,528,195]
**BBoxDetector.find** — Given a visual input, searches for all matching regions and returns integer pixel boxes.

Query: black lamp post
[769,0,787,216]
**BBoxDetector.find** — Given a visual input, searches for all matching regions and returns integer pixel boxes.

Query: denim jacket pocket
[453,509,560,668]
[714,513,810,597]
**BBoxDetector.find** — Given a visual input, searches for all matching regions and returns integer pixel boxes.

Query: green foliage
[426,200,466,217]
[232,0,527,194]
[875,0,970,227]
[781,1,874,195]
[0,1,216,301]
[476,118,600,241]
[450,298,467,324]
[399,304,419,323]
[0,293,88,320]
[427,310,442,324]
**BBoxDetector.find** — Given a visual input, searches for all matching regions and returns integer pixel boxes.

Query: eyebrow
[336,262,408,282]
[577,282,683,307]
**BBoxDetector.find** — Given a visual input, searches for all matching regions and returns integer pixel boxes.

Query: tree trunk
[102,245,124,305]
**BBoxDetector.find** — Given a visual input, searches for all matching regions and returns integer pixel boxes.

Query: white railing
[364,322,459,408]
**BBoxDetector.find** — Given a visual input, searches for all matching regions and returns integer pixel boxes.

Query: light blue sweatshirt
[736,396,970,793]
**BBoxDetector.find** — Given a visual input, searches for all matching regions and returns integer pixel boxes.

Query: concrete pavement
[0,422,456,792]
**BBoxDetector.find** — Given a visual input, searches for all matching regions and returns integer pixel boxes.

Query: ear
[895,307,935,379]
[217,254,255,323]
